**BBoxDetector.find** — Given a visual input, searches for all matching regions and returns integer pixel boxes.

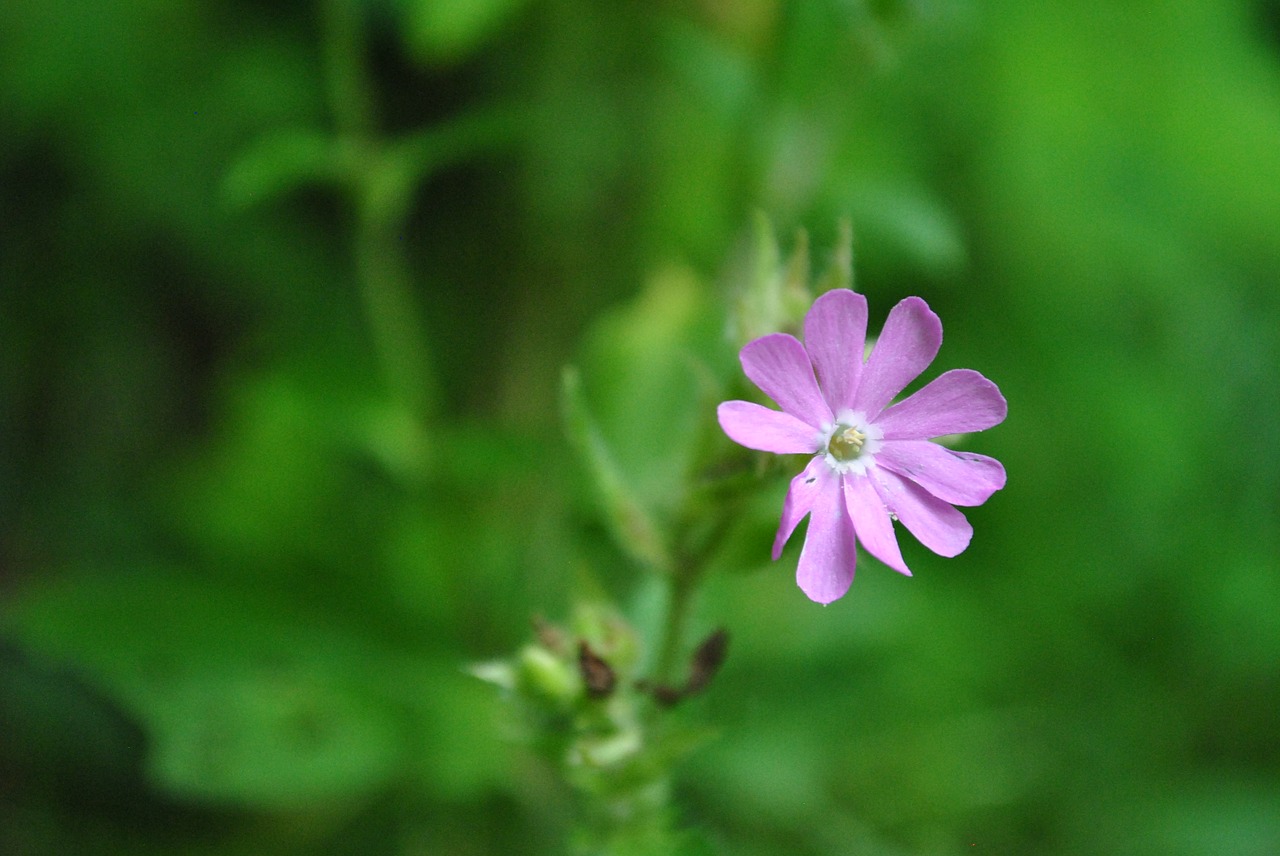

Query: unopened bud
[517,644,578,704]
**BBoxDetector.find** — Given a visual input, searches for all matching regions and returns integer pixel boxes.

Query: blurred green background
[3,0,1279,853]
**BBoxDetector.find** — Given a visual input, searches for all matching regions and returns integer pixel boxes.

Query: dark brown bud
[577,641,617,699]
[684,628,729,696]
[636,627,730,707]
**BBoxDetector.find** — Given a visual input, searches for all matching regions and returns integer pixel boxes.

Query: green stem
[653,563,700,687]
[354,207,436,423]
[321,0,437,425]
[321,0,375,141]
[650,483,746,688]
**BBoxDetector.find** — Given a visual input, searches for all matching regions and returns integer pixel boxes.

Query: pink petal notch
[803,289,868,412]
[854,297,943,418]
[876,369,1007,440]
[874,441,1006,506]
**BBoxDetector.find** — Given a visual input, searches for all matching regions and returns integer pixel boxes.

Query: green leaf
[144,667,403,807]
[846,180,965,277]
[221,128,347,210]
[575,267,723,515]
[4,572,408,808]
[561,366,672,573]
[362,105,531,226]
[0,641,147,793]
[401,0,531,64]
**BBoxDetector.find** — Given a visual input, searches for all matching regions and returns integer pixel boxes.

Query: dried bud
[684,628,729,696]
[638,627,730,707]
[577,641,617,699]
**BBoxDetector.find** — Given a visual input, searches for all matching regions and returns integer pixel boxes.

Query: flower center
[819,412,882,476]
[827,424,867,462]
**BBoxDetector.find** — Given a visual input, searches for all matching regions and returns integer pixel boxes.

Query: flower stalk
[321,0,437,428]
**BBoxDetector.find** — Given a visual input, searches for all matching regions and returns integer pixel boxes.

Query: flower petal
[876,369,1007,440]
[773,456,828,559]
[854,297,942,417]
[844,474,911,576]
[803,289,867,412]
[871,468,973,557]
[875,440,1006,506]
[718,401,822,455]
[739,333,833,427]
[795,471,856,603]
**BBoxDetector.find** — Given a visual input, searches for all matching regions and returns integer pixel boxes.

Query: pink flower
[718,290,1007,603]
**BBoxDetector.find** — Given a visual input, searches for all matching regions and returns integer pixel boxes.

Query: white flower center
[820,410,882,476]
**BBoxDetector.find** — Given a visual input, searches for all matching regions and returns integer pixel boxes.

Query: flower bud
[729,215,855,348]
[515,643,579,706]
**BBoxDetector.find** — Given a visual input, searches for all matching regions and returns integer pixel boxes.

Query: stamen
[828,425,867,461]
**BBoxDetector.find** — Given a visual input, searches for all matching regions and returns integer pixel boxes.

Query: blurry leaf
[363,104,530,225]
[4,572,411,808]
[685,712,828,827]
[172,375,346,568]
[561,366,672,573]
[673,829,720,856]
[405,663,511,800]
[1133,781,1280,856]
[145,668,402,807]
[0,640,148,800]
[812,217,854,295]
[577,267,722,517]
[643,20,753,259]
[401,0,531,64]
[846,180,965,277]
[169,374,418,582]
[352,397,433,484]
[222,129,346,210]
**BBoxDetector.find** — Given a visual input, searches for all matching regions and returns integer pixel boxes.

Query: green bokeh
[3,0,1278,853]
